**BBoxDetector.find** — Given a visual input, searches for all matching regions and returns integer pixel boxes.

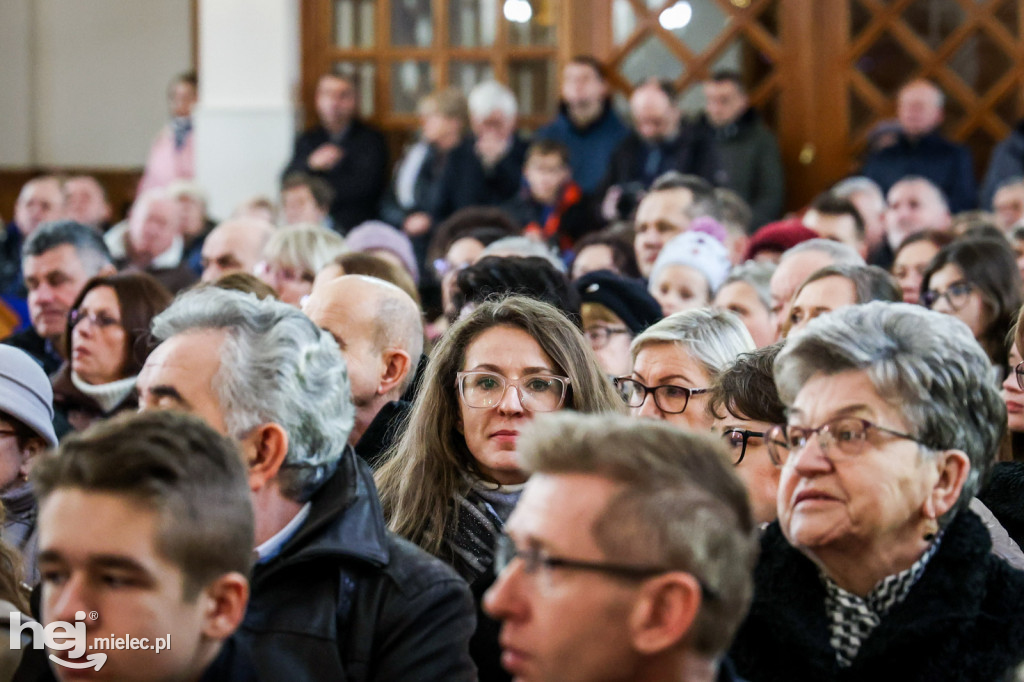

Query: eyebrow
[633,371,698,385]
[469,364,557,375]
[145,385,190,407]
[789,403,872,421]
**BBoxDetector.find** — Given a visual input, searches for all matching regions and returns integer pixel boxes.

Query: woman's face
[571,244,617,281]
[457,325,564,485]
[716,415,779,525]
[892,240,940,305]
[1002,342,1024,433]
[650,265,710,317]
[582,312,633,378]
[628,342,713,431]
[71,286,127,385]
[263,262,314,307]
[786,276,858,337]
[925,263,992,340]
[0,418,36,492]
[441,238,485,316]
[712,281,774,348]
[778,369,943,562]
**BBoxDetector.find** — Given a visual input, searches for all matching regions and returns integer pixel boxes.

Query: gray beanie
[0,346,58,448]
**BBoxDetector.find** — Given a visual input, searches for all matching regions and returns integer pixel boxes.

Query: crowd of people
[3,55,1024,682]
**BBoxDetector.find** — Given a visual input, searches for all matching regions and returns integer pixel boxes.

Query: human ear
[200,572,250,640]
[628,572,703,655]
[378,349,412,396]
[244,423,289,492]
[923,449,970,520]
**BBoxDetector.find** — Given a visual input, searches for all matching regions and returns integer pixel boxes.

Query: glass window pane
[612,0,638,46]
[449,0,498,47]
[620,35,683,86]
[510,59,556,117]
[335,62,377,117]
[334,0,375,48]
[450,60,495,94]
[391,0,433,47]
[391,61,434,114]
[664,1,726,55]
[508,0,556,46]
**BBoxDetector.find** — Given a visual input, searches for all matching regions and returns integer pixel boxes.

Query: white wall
[0,0,190,169]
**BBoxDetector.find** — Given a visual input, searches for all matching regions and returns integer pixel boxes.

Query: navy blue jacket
[861,131,977,212]
[535,102,630,193]
[980,119,1024,209]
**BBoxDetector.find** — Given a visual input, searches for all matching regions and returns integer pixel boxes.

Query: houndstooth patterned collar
[823,533,943,668]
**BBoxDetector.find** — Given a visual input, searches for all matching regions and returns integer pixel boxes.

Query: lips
[499,640,529,676]
[794,489,838,506]
[1006,399,1024,414]
[490,430,519,443]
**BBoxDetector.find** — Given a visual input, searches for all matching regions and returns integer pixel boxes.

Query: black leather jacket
[239,447,478,681]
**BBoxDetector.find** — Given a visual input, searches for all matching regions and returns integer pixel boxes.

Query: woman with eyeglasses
[375,295,622,681]
[51,272,172,433]
[257,223,347,306]
[730,302,1024,681]
[616,308,755,431]
[707,342,785,525]
[920,236,1022,372]
[575,269,662,379]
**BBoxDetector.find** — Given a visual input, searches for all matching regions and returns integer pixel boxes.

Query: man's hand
[308,143,344,170]
[403,212,432,237]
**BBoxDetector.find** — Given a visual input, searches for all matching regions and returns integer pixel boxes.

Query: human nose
[496,380,525,415]
[45,573,92,625]
[634,390,664,420]
[1003,369,1021,393]
[786,428,833,473]
[483,559,526,622]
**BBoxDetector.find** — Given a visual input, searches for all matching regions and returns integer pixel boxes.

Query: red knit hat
[743,219,818,262]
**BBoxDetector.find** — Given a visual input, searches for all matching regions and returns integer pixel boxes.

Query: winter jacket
[861,130,977,212]
[535,102,630,193]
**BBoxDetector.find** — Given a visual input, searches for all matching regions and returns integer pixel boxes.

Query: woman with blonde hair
[375,294,622,679]
[257,223,346,305]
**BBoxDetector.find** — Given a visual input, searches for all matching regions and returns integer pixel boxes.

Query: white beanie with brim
[648,231,732,294]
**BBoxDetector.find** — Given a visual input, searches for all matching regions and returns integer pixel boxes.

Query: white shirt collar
[254,502,312,563]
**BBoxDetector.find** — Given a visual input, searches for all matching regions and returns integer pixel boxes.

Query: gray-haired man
[137,288,476,681]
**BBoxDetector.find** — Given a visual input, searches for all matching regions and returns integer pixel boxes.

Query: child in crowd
[648,229,731,316]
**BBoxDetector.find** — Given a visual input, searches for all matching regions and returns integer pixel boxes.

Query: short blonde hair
[263,224,347,277]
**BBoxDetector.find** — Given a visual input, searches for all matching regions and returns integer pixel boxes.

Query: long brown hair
[375,295,623,556]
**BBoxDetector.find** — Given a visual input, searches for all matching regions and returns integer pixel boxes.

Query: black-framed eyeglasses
[494,534,719,600]
[613,377,707,414]
[765,417,932,467]
[721,428,764,465]
[69,309,121,331]
[583,325,631,350]
[921,280,973,311]
[1015,360,1024,391]
[456,370,570,412]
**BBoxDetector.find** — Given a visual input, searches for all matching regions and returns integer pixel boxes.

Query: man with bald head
[768,238,864,341]
[303,274,424,463]
[2,176,64,325]
[861,79,976,212]
[200,217,275,282]
[602,79,721,198]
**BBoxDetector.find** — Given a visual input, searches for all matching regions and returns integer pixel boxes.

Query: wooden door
[596,0,1024,210]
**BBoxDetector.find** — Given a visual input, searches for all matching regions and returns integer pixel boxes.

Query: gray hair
[263,223,347,275]
[795,263,902,304]
[22,220,112,274]
[831,176,886,206]
[775,301,1004,524]
[151,288,354,502]
[649,171,721,221]
[468,80,518,120]
[781,238,864,266]
[632,307,756,376]
[720,261,775,310]
[480,236,566,272]
[518,412,758,658]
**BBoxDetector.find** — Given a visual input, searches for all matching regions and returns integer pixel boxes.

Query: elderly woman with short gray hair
[730,301,1024,681]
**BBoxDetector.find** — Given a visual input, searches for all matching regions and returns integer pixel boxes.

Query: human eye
[787,426,810,448]
[97,314,120,328]
[831,419,867,443]
[790,308,804,325]
[722,429,745,449]
[39,566,68,587]
[525,377,557,393]
[473,374,502,391]
[661,385,690,399]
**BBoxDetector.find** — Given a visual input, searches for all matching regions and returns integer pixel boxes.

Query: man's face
[524,153,570,205]
[168,81,197,119]
[629,87,678,143]
[885,181,950,241]
[315,75,357,130]
[200,224,261,282]
[129,198,179,259]
[993,184,1024,231]
[802,210,864,255]
[703,80,747,128]
[138,331,231,435]
[769,250,834,340]
[63,177,111,228]
[38,489,217,682]
[24,244,95,341]
[303,281,382,413]
[633,188,693,278]
[897,82,943,138]
[484,472,642,682]
[281,185,326,226]
[561,62,607,123]
[15,178,63,237]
